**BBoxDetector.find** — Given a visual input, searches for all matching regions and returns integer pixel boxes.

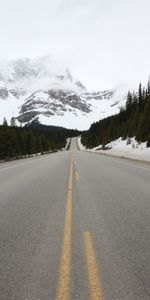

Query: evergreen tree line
[0,124,79,160]
[82,81,150,148]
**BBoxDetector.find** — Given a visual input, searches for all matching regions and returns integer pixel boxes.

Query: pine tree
[147,78,150,97]
[3,117,8,126]
[126,91,132,113]
[138,83,143,109]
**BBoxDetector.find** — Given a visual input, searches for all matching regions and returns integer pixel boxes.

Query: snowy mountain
[0,56,126,130]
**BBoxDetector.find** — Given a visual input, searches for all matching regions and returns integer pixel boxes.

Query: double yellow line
[56,155,103,300]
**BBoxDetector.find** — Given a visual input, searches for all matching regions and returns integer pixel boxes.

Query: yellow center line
[75,170,79,182]
[56,156,73,300]
[84,232,104,300]
[68,156,73,190]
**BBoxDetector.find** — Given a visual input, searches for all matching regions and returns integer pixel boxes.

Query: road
[0,137,150,300]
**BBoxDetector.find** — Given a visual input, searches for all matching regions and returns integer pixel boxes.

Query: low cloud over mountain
[0,56,126,130]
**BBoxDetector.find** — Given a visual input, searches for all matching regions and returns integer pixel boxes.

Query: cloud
[0,0,150,90]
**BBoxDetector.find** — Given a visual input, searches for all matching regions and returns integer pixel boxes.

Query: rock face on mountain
[18,89,92,123]
[0,88,8,99]
[0,55,124,130]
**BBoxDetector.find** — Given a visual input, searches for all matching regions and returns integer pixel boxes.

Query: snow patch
[88,137,150,163]
[77,136,86,150]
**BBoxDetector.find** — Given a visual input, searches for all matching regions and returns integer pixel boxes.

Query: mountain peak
[0,56,128,130]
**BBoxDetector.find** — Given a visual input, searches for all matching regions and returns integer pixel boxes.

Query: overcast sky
[0,0,150,90]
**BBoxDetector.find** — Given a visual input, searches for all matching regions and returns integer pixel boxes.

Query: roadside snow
[64,138,71,150]
[77,136,86,150]
[82,137,150,163]
[93,137,148,151]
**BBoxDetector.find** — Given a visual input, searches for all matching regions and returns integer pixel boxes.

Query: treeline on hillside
[0,124,79,160]
[82,81,150,148]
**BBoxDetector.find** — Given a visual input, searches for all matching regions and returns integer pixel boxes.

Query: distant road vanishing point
[0,138,150,299]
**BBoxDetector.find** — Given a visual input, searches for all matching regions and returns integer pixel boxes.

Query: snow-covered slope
[86,137,150,162]
[0,56,126,130]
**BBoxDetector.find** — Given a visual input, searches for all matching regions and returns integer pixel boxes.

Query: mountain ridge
[0,56,126,130]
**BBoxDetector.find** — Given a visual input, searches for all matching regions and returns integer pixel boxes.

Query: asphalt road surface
[0,138,150,300]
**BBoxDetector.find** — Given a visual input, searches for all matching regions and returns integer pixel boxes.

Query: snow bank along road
[0,138,150,300]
